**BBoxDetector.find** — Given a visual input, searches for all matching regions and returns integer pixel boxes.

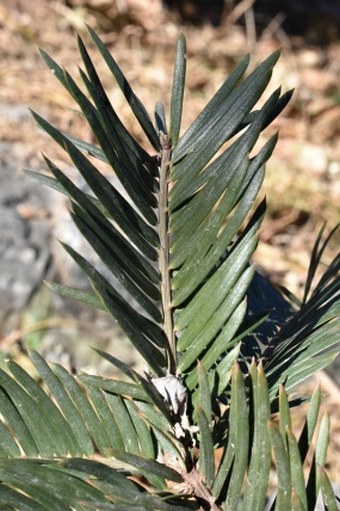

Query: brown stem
[159,133,176,373]
[183,468,223,511]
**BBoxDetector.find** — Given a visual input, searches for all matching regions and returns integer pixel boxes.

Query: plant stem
[159,133,176,373]
[183,468,222,511]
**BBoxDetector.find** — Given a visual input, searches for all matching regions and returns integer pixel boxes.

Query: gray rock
[0,102,31,124]
[0,142,52,326]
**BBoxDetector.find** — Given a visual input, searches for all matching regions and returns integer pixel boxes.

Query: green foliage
[1,28,339,510]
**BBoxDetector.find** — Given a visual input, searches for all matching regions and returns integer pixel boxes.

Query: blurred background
[0,0,339,478]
